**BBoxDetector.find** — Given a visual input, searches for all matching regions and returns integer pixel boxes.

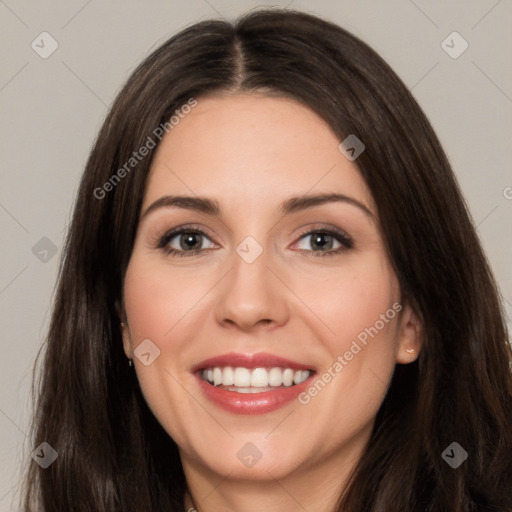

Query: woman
[22,8,512,512]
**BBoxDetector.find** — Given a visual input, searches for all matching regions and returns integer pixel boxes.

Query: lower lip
[195,374,314,415]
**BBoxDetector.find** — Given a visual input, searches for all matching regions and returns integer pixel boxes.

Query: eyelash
[156,224,353,258]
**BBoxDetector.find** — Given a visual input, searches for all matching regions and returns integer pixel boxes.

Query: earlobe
[395,303,424,364]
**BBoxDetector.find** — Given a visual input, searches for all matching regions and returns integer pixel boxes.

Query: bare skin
[121,93,423,512]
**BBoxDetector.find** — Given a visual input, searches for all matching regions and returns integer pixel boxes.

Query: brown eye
[293,227,353,257]
[158,227,216,257]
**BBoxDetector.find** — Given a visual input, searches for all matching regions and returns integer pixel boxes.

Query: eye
[156,224,353,258]
[157,226,216,257]
[293,226,353,257]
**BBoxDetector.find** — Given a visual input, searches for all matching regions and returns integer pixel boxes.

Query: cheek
[293,282,400,454]
[122,259,205,445]
[293,252,400,355]
[336,274,399,355]
[123,257,207,344]
[294,253,401,415]
[122,258,196,391]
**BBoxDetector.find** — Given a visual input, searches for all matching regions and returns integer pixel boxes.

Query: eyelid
[153,223,216,249]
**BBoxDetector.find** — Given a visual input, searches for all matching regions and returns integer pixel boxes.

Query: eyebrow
[141,193,374,220]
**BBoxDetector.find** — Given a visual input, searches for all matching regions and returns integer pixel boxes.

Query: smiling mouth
[199,366,313,393]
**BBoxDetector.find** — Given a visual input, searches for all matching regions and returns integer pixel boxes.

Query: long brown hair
[22,8,512,511]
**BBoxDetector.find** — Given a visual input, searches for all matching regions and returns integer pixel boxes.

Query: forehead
[143,93,375,216]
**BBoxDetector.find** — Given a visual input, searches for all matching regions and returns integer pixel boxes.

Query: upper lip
[191,352,316,373]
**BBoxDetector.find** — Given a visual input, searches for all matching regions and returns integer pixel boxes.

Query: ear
[114,298,125,322]
[395,302,424,364]
[116,298,132,359]
[120,321,133,359]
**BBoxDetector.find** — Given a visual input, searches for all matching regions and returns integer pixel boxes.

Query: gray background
[1,0,511,509]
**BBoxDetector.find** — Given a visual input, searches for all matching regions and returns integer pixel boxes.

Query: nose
[214,241,290,333]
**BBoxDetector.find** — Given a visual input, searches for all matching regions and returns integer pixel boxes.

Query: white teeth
[222,366,234,386]
[250,368,268,387]
[201,366,311,388]
[268,367,283,386]
[233,367,251,387]
[213,367,223,386]
[298,370,310,384]
[282,368,294,386]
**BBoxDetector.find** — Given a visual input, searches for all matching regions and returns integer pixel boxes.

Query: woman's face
[121,93,422,491]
